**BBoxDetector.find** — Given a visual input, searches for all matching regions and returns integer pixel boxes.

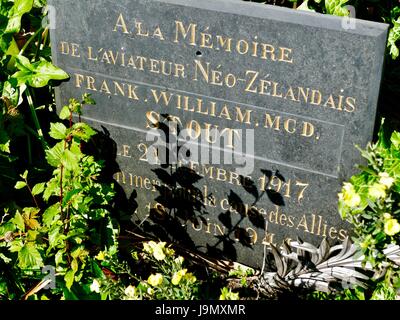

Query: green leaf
[15,55,33,71]
[388,16,400,60]
[49,123,67,140]
[18,242,43,269]
[45,142,64,168]
[12,211,25,231]
[14,181,26,190]
[12,58,69,88]
[391,131,400,149]
[59,106,71,120]
[43,177,59,201]
[43,203,61,227]
[325,0,350,17]
[48,224,64,249]
[71,259,78,273]
[5,0,34,34]
[82,93,96,105]
[65,269,76,290]
[71,123,96,142]
[62,149,80,172]
[30,59,69,87]
[21,170,28,180]
[22,207,40,230]
[9,239,23,253]
[27,230,39,241]
[0,139,10,153]
[2,80,19,107]
[32,182,45,196]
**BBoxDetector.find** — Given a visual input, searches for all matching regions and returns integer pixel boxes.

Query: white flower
[383,213,392,220]
[90,279,101,293]
[379,172,395,189]
[148,273,163,286]
[338,183,361,208]
[124,285,136,298]
[368,183,386,199]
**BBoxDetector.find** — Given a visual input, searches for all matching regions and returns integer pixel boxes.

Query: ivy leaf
[18,242,43,269]
[5,0,34,34]
[12,58,69,88]
[12,211,25,232]
[32,182,45,196]
[325,0,350,17]
[2,80,19,107]
[14,55,33,72]
[15,181,27,189]
[49,123,67,140]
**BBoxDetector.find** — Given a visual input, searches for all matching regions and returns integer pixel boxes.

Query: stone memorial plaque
[49,0,388,267]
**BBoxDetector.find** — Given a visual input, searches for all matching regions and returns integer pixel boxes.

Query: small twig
[24,178,39,208]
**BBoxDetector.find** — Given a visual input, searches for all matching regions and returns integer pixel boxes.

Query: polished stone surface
[49,0,388,267]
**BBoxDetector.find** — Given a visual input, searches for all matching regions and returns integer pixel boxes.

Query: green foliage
[0,95,120,299]
[135,241,200,300]
[286,1,400,60]
[12,55,69,88]
[219,287,240,300]
[387,7,400,59]
[338,119,400,300]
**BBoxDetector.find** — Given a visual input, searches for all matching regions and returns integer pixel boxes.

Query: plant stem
[19,27,44,57]
[26,88,48,151]
[34,29,43,62]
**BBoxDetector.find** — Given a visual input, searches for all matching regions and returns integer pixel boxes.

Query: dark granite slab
[49,0,388,267]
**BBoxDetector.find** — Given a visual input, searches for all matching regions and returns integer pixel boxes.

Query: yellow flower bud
[171,269,187,285]
[184,272,197,284]
[95,251,105,261]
